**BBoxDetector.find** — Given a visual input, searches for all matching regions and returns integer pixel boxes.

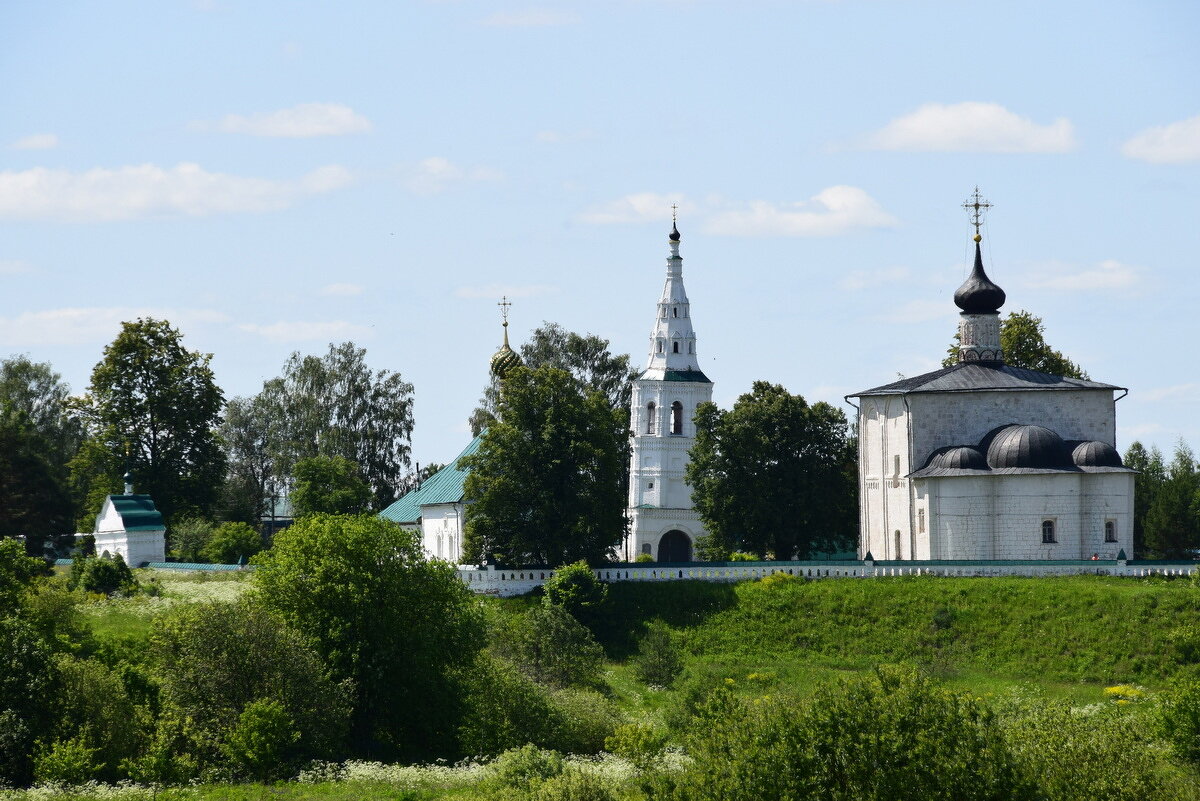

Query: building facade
[93,472,166,566]
[624,222,713,562]
[849,206,1134,561]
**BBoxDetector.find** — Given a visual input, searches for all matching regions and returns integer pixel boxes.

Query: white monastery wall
[420,502,464,563]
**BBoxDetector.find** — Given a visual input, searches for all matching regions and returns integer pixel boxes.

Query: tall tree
[461,366,629,566]
[72,318,225,525]
[469,323,636,436]
[942,310,1088,378]
[0,403,74,554]
[262,343,413,510]
[687,381,857,560]
[1143,441,1200,559]
[1124,441,1167,558]
[216,393,280,524]
[290,455,372,517]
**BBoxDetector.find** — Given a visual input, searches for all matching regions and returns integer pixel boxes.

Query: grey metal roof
[909,424,1133,478]
[954,242,1006,313]
[851,362,1123,397]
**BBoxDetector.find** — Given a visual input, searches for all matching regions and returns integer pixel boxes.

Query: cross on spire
[497,295,512,327]
[962,187,993,239]
[671,203,678,225]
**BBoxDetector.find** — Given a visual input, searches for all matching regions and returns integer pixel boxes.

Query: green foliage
[605,721,668,771]
[668,665,1029,801]
[631,621,683,687]
[1143,441,1200,559]
[635,552,655,563]
[0,616,59,786]
[74,317,226,524]
[1159,678,1200,764]
[169,516,215,563]
[221,698,301,783]
[485,744,565,793]
[290,455,372,517]
[546,688,623,754]
[43,655,145,781]
[532,768,618,801]
[0,538,44,613]
[201,521,262,564]
[217,394,280,525]
[253,514,484,760]
[543,561,608,628]
[463,366,629,567]
[494,603,606,688]
[458,655,569,757]
[259,342,415,510]
[687,382,857,560]
[151,597,351,772]
[942,310,1088,378]
[1125,441,1168,558]
[32,734,100,785]
[0,402,75,554]
[68,554,138,596]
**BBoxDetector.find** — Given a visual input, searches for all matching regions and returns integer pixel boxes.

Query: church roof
[105,495,165,531]
[851,361,1123,397]
[909,424,1134,478]
[379,432,484,524]
[639,367,712,383]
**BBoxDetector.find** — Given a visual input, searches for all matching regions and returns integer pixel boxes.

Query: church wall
[857,396,914,559]
[907,389,1117,468]
[420,502,464,564]
[926,476,995,560]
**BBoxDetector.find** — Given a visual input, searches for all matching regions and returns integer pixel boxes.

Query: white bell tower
[624,216,714,562]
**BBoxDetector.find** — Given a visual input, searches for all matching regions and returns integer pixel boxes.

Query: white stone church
[849,208,1134,561]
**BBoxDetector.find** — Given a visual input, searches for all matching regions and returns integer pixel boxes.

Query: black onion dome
[985,424,1071,469]
[1072,440,1124,468]
[953,242,1006,314]
[669,222,681,242]
[932,446,988,470]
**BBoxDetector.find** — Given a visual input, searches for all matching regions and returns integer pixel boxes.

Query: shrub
[68,553,137,596]
[486,744,564,793]
[221,698,301,782]
[632,621,683,687]
[32,735,100,785]
[635,553,655,563]
[549,688,624,754]
[606,722,668,771]
[45,655,145,781]
[533,768,618,801]
[1159,678,1200,764]
[458,655,567,757]
[201,521,263,565]
[169,516,215,563]
[544,561,608,629]
[0,618,58,786]
[497,603,606,688]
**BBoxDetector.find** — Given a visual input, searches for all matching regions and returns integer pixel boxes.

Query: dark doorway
[658,529,692,562]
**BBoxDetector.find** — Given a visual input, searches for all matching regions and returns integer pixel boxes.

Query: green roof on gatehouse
[379,432,485,525]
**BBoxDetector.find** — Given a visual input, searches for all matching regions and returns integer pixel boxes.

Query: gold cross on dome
[962,187,993,237]
[671,203,678,225]
[497,296,512,326]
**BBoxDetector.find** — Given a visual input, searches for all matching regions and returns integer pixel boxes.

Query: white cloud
[577,192,692,225]
[1140,383,1200,403]
[1122,114,1200,164]
[879,299,955,324]
[0,307,228,346]
[479,10,579,26]
[0,259,33,275]
[319,283,364,297]
[0,163,353,222]
[1023,259,1141,291]
[839,266,911,291]
[704,186,897,237]
[454,283,558,299]
[208,103,371,137]
[238,320,371,342]
[10,133,58,150]
[860,102,1075,153]
[405,157,502,195]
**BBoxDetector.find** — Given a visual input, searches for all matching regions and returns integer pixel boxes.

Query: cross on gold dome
[963,187,992,241]
[497,295,511,327]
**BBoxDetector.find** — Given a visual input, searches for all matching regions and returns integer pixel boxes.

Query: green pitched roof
[108,495,165,531]
[379,432,485,524]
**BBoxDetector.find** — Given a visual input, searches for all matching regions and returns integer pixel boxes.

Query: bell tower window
[673,342,679,353]
[671,401,683,435]
[646,402,656,435]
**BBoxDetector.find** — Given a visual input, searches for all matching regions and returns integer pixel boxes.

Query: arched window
[688,342,693,354]
[1105,520,1117,542]
[1041,520,1056,544]
[672,341,679,353]
[656,340,663,353]
[646,402,656,434]
[671,401,683,435]
[673,307,678,317]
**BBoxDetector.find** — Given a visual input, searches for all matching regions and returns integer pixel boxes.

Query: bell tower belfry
[624,215,714,562]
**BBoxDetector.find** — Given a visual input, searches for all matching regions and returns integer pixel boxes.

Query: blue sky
[2,0,1198,468]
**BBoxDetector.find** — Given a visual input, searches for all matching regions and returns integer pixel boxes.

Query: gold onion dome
[490,322,522,381]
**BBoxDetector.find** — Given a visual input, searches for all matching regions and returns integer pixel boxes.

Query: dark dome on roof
[669,222,681,242]
[1072,440,1123,468]
[985,424,1071,469]
[930,445,988,470]
[954,242,1006,314]
[490,341,522,381]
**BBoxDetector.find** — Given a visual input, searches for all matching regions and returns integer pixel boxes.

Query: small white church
[93,470,166,566]
[849,192,1134,561]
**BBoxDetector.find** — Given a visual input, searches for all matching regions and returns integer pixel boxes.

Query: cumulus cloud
[859,102,1075,153]
[319,283,364,297]
[1122,114,1200,164]
[1023,259,1141,291]
[454,283,558,299]
[405,157,502,195]
[238,320,371,342]
[479,10,579,26]
[577,192,692,225]
[10,133,58,150]
[0,307,228,346]
[207,103,372,137]
[0,259,33,275]
[705,186,897,237]
[0,163,353,222]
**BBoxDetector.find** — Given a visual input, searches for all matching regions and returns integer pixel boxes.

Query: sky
[2,0,1198,471]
